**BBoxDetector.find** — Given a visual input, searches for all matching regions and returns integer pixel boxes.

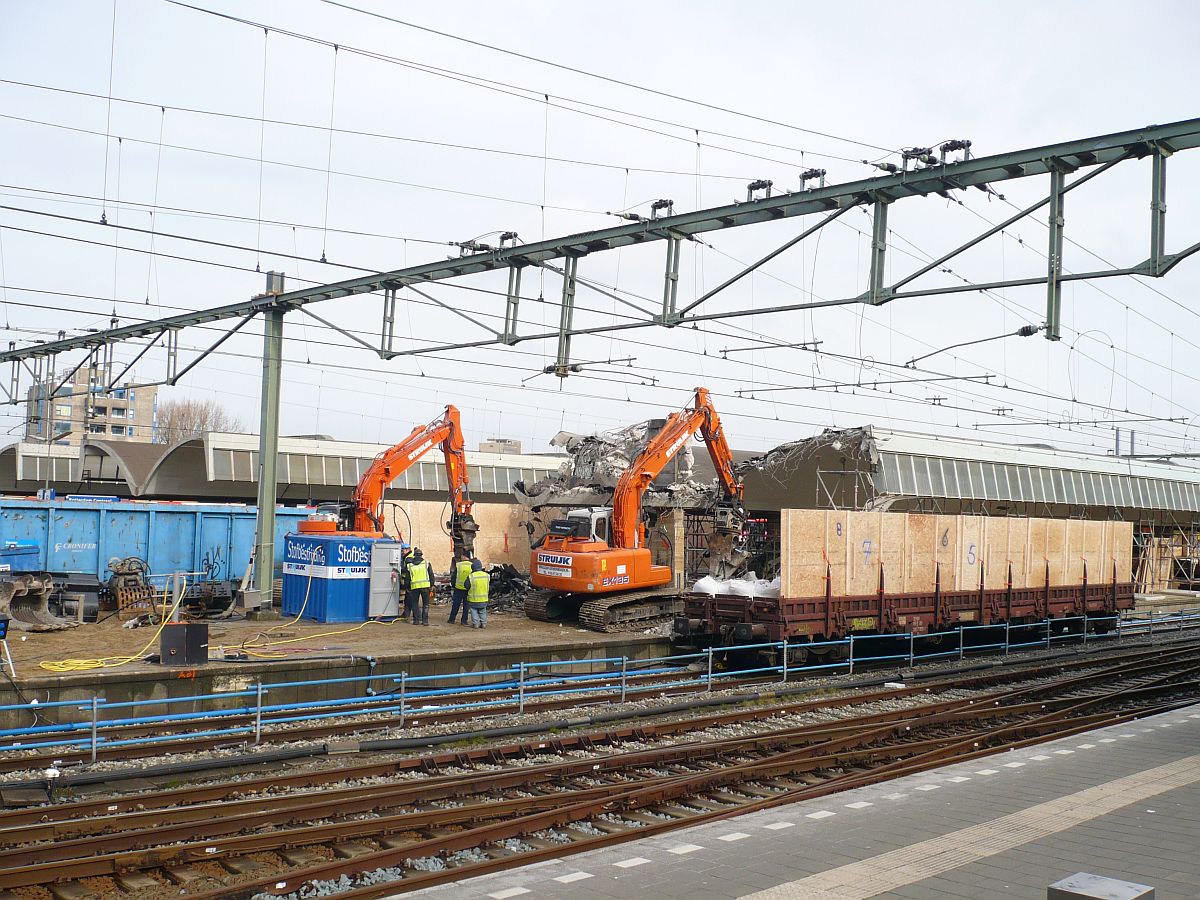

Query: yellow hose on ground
[238,567,407,657]
[39,579,189,673]
[41,566,412,671]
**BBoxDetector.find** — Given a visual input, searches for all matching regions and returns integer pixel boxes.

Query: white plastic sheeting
[692,573,781,598]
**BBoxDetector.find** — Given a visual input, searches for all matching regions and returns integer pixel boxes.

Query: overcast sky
[1,0,1198,459]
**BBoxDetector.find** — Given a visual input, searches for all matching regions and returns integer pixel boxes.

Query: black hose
[7,745,324,793]
[356,643,1135,753]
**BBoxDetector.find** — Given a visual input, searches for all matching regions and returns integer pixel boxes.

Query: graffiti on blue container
[201,545,226,580]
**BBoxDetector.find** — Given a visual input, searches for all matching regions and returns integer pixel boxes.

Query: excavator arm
[611,388,745,574]
[351,405,478,555]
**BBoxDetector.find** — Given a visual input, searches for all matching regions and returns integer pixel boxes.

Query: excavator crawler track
[577,590,684,632]
[525,588,683,631]
[522,590,584,622]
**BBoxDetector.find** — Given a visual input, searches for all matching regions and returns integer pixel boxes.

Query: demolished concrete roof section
[513,419,715,511]
[737,427,875,484]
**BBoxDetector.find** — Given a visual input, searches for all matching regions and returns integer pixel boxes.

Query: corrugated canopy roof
[869,429,1200,483]
[151,432,566,499]
[1,433,568,502]
[865,427,1200,514]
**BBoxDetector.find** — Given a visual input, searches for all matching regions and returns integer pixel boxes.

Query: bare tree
[155,397,244,445]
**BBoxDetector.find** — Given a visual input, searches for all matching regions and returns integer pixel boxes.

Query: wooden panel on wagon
[778,511,1134,600]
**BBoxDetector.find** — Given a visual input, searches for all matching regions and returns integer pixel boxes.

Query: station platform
[0,614,669,728]
[417,702,1200,899]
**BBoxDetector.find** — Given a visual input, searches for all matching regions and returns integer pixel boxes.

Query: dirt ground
[6,604,653,675]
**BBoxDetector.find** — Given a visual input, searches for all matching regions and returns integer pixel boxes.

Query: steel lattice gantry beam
[3,115,1199,368]
[5,117,1200,610]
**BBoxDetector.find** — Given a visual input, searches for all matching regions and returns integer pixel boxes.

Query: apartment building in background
[25,363,158,445]
[479,437,523,454]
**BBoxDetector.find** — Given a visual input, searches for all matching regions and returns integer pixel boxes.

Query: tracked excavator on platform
[526,387,746,631]
[297,405,479,558]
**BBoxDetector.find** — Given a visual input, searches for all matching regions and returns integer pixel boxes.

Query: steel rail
[0,666,745,773]
[6,686,1186,891]
[5,627,1192,777]
[3,638,1194,811]
[9,684,1117,850]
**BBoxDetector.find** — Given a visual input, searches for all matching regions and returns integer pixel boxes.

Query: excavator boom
[611,386,743,551]
[300,405,478,557]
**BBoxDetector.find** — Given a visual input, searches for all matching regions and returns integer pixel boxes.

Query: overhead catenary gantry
[3,118,1198,608]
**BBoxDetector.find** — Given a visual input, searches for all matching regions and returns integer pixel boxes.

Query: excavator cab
[296,502,349,535]
[534,503,671,596]
[546,508,610,543]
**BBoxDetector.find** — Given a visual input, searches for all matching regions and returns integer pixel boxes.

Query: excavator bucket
[0,574,77,631]
[449,512,480,559]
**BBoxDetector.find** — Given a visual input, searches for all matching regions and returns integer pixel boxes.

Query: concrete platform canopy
[743,426,1200,524]
[0,432,565,504]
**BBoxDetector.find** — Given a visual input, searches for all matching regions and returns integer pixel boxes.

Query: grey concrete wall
[0,636,672,730]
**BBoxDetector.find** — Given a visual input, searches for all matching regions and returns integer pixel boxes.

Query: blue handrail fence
[2,607,1197,761]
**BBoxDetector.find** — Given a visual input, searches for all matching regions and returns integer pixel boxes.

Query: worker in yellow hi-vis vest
[466,558,491,629]
[405,548,433,626]
[448,554,472,626]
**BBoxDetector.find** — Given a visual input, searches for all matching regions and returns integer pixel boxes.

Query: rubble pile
[485,564,530,613]
[434,564,529,613]
[735,427,875,483]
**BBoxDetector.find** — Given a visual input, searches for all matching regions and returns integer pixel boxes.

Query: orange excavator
[298,405,479,558]
[526,387,746,630]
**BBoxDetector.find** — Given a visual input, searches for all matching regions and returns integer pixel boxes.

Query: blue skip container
[0,541,41,573]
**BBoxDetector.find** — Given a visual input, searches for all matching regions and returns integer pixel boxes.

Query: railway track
[2,643,1197,899]
[5,638,1192,798]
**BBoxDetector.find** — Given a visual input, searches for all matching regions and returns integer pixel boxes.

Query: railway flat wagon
[675,510,1136,647]
[0,497,314,582]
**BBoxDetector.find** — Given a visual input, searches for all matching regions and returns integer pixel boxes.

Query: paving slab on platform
[408,702,1200,900]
